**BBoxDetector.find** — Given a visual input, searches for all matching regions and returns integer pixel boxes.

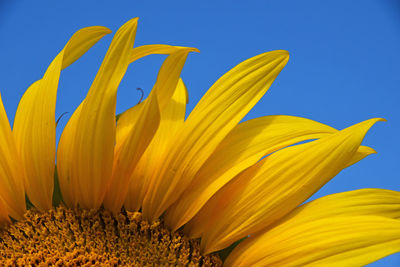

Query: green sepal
[25,194,34,210]
[116,112,122,122]
[52,166,64,207]
[217,236,247,261]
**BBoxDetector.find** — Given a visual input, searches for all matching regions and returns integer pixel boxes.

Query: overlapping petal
[275,188,400,224]
[142,50,290,222]
[123,78,188,211]
[0,94,25,221]
[164,116,332,230]
[227,216,400,267]
[103,92,159,213]
[116,44,196,149]
[165,115,376,230]
[225,189,400,266]
[57,18,138,209]
[345,145,376,168]
[129,44,194,63]
[13,26,111,211]
[57,103,82,207]
[184,118,382,253]
[103,46,197,213]
[2,16,395,265]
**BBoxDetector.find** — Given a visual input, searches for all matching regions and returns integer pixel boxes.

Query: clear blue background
[0,0,399,265]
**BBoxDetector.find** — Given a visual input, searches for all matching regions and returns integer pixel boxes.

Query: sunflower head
[0,18,398,265]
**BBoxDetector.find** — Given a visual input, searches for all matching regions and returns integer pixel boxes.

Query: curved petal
[129,44,194,62]
[345,145,376,168]
[225,216,400,267]
[13,26,111,211]
[104,47,197,213]
[164,115,337,230]
[0,93,25,220]
[57,103,82,207]
[115,101,145,150]
[184,118,383,253]
[103,94,160,213]
[142,50,290,222]
[115,45,195,149]
[57,18,138,210]
[124,78,188,211]
[165,116,377,230]
[274,188,400,225]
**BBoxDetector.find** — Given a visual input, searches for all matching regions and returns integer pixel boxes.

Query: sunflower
[0,17,399,266]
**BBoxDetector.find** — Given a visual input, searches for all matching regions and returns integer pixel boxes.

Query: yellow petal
[103,94,160,213]
[166,117,376,231]
[0,195,11,226]
[115,101,145,150]
[129,44,194,63]
[57,18,138,209]
[148,47,198,110]
[185,118,382,253]
[124,78,188,212]
[59,38,194,210]
[57,103,82,207]
[115,45,196,149]
[104,48,196,213]
[142,50,290,222]
[277,188,400,225]
[0,93,25,220]
[13,26,110,211]
[61,27,113,69]
[164,115,337,230]
[345,145,376,168]
[225,216,400,267]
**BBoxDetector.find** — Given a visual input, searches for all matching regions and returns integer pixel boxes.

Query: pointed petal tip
[192,47,200,53]
[364,117,386,129]
[280,50,290,62]
[278,49,290,56]
[175,46,200,53]
[269,49,289,59]
[349,117,385,132]
[257,50,289,68]
[370,117,386,122]
[130,17,140,23]
[123,17,139,28]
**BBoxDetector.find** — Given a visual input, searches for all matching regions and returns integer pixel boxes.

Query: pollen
[0,206,222,266]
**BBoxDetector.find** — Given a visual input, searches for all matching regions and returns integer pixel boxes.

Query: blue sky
[0,0,399,265]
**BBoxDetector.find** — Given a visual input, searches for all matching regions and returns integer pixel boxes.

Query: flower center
[0,207,222,266]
